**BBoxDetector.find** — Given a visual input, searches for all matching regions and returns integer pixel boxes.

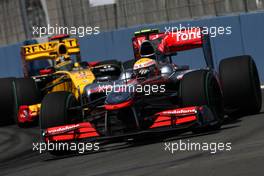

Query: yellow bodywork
[50,69,95,98]
[133,58,157,70]
[29,104,41,117]
[22,38,80,61]
[22,37,96,117]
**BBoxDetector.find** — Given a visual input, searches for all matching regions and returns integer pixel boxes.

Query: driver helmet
[55,54,71,64]
[54,55,73,71]
[133,58,159,79]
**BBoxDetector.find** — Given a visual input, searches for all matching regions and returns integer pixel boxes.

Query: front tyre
[40,91,80,155]
[40,91,78,130]
[180,70,223,131]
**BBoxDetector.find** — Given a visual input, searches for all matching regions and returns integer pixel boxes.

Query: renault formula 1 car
[40,28,261,151]
[0,35,122,126]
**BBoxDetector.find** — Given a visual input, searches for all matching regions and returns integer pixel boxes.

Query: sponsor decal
[23,38,77,55]
[133,59,156,70]
[161,107,196,115]
[47,124,80,134]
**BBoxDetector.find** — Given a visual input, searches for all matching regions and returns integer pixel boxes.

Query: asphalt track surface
[1,92,264,176]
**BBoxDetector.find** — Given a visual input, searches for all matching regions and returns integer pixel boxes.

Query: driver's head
[133,58,159,79]
[54,55,73,71]
[55,55,71,64]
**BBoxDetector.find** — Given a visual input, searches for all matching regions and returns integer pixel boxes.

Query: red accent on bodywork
[158,28,202,54]
[132,33,165,59]
[150,115,197,128]
[149,116,171,128]
[39,68,54,75]
[49,34,70,41]
[45,122,99,142]
[88,61,100,67]
[18,105,37,123]
[132,28,203,59]
[104,100,134,110]
[150,106,198,128]
[176,115,197,124]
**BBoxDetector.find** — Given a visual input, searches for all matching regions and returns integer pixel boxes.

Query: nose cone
[105,91,132,105]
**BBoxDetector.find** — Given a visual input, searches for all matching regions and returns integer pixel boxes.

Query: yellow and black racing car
[0,35,122,127]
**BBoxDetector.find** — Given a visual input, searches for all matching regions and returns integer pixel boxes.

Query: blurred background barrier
[1,0,263,46]
[0,0,263,82]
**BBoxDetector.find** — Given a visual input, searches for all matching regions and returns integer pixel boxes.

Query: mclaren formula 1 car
[0,35,122,126]
[40,28,261,151]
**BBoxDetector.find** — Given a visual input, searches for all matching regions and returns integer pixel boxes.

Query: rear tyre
[13,78,41,125]
[0,78,15,126]
[219,55,261,116]
[40,91,78,130]
[180,70,223,132]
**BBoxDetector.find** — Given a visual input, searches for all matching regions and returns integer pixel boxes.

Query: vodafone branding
[47,124,80,134]
[160,107,197,115]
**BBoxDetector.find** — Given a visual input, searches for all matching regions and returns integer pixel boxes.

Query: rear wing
[132,27,214,68]
[21,38,80,61]
[21,37,81,78]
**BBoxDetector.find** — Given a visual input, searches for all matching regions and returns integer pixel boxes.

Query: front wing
[43,106,217,143]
